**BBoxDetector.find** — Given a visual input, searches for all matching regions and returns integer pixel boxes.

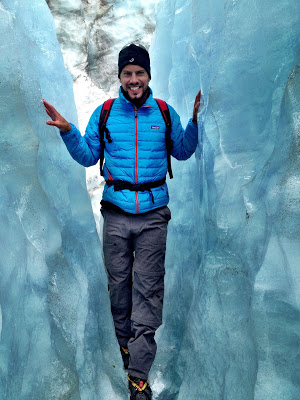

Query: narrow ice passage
[0,1,299,399]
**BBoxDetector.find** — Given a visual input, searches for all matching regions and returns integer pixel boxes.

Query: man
[44,43,201,400]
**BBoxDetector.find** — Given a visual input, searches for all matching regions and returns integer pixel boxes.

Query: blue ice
[0,0,299,399]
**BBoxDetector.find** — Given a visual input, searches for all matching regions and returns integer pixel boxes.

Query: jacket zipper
[132,104,151,214]
[134,107,139,213]
[106,166,113,181]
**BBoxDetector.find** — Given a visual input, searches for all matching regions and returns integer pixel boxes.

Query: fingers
[46,120,61,128]
[194,90,201,107]
[43,99,59,120]
[45,108,52,118]
[43,99,71,132]
[193,90,201,113]
[43,99,55,109]
[192,90,202,124]
[43,99,52,112]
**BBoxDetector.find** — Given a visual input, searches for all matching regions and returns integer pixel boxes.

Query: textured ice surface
[149,1,300,399]
[46,0,160,118]
[0,0,299,399]
[0,1,122,399]
[46,0,159,92]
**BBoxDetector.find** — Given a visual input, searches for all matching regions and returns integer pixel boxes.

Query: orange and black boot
[120,346,130,370]
[127,375,152,400]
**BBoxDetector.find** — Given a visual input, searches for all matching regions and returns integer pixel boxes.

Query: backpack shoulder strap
[99,98,115,176]
[155,99,173,179]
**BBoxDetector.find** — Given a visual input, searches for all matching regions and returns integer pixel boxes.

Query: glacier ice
[46,0,160,101]
[0,1,122,399]
[149,1,300,399]
[0,0,299,400]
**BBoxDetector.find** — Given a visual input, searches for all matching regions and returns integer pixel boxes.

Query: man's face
[119,64,150,100]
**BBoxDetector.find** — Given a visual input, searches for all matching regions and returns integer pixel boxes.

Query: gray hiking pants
[101,206,171,379]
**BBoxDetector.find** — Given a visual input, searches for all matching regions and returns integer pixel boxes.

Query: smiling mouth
[129,86,142,92]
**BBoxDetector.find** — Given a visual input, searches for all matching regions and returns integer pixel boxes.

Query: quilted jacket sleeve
[168,104,199,160]
[60,105,102,167]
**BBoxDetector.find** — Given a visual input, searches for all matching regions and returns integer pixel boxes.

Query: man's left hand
[192,90,201,125]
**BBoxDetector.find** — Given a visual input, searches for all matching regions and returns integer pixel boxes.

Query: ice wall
[0,1,125,399]
[46,0,159,90]
[149,1,300,399]
[1,0,299,399]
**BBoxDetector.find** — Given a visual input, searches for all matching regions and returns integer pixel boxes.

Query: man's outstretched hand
[192,90,201,125]
[43,99,71,133]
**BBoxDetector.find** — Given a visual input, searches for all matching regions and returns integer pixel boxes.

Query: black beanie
[118,44,151,79]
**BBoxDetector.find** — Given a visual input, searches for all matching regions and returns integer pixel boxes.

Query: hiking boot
[127,375,152,400]
[120,346,130,370]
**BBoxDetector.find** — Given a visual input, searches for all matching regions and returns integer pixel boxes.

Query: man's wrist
[192,117,198,125]
[61,122,72,133]
[60,122,72,135]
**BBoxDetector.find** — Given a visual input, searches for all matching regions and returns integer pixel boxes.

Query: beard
[121,86,150,107]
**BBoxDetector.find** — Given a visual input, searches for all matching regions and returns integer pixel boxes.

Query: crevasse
[0,0,299,399]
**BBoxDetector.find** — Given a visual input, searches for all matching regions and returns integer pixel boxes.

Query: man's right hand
[43,99,72,133]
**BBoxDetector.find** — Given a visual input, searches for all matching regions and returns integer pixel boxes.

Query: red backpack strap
[155,99,173,179]
[98,98,115,176]
[100,98,115,125]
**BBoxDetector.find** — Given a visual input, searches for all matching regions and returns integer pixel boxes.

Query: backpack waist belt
[105,178,166,203]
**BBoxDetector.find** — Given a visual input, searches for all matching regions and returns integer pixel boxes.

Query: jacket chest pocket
[104,122,135,154]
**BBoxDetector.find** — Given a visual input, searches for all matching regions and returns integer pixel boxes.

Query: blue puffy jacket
[61,87,198,214]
